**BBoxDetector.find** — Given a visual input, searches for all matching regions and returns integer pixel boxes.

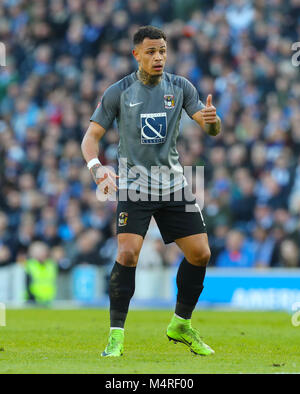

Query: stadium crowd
[0,0,300,281]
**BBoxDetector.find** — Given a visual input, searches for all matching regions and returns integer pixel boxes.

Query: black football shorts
[116,188,206,244]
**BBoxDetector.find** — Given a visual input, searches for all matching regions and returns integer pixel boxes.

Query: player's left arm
[192,94,221,136]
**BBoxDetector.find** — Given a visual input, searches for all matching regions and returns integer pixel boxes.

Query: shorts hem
[116,228,146,238]
[163,229,207,244]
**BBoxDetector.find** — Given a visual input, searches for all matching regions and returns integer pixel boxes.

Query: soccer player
[81,26,221,357]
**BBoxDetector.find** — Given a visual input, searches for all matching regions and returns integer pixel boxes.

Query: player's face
[133,38,167,76]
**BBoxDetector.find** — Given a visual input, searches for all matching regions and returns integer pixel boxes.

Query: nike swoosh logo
[129,102,143,107]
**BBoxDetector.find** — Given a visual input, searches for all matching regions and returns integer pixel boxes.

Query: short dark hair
[133,26,167,46]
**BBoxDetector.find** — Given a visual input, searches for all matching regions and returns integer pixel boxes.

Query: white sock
[174,313,189,320]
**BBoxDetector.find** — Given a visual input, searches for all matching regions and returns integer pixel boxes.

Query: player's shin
[175,258,206,319]
[109,261,136,328]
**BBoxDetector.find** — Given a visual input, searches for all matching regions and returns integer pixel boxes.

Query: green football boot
[166,315,214,356]
[101,328,124,357]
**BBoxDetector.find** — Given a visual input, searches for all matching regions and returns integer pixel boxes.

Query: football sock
[175,258,206,320]
[109,261,136,328]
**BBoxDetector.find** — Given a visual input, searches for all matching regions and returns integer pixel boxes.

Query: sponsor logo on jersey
[119,212,128,226]
[164,94,175,109]
[140,112,167,144]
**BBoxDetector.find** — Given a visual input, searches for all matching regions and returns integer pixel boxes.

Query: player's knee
[117,249,139,267]
[188,248,211,267]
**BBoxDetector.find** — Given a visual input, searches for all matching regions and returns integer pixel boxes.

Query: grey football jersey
[90,71,204,195]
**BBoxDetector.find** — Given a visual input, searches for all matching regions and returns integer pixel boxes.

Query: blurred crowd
[0,0,300,277]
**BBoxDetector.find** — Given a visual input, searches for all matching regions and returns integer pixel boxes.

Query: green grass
[0,309,299,374]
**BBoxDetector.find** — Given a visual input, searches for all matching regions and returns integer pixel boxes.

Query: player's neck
[137,68,162,86]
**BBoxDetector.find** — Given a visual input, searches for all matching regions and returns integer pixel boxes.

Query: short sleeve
[182,78,205,118]
[90,84,120,130]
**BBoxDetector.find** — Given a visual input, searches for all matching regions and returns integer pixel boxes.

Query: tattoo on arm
[90,163,102,183]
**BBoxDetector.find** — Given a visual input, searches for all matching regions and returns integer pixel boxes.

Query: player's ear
[132,47,140,62]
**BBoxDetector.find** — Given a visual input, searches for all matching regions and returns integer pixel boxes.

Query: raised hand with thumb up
[201,94,217,124]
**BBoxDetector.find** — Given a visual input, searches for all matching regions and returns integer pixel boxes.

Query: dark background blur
[0,0,300,284]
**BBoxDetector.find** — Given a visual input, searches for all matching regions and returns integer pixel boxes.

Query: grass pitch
[0,309,299,374]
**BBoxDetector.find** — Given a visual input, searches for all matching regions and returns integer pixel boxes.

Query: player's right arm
[81,121,105,164]
[81,121,114,189]
[81,84,120,192]
[81,121,119,193]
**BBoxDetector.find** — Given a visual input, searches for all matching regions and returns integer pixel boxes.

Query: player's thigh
[116,198,156,266]
[116,233,144,267]
[116,198,153,239]
[175,233,211,267]
[154,202,206,245]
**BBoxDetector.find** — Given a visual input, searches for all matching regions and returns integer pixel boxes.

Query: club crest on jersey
[164,94,175,109]
[119,212,128,226]
[140,113,167,144]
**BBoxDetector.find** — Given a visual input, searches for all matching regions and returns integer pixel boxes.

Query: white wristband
[87,158,101,170]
